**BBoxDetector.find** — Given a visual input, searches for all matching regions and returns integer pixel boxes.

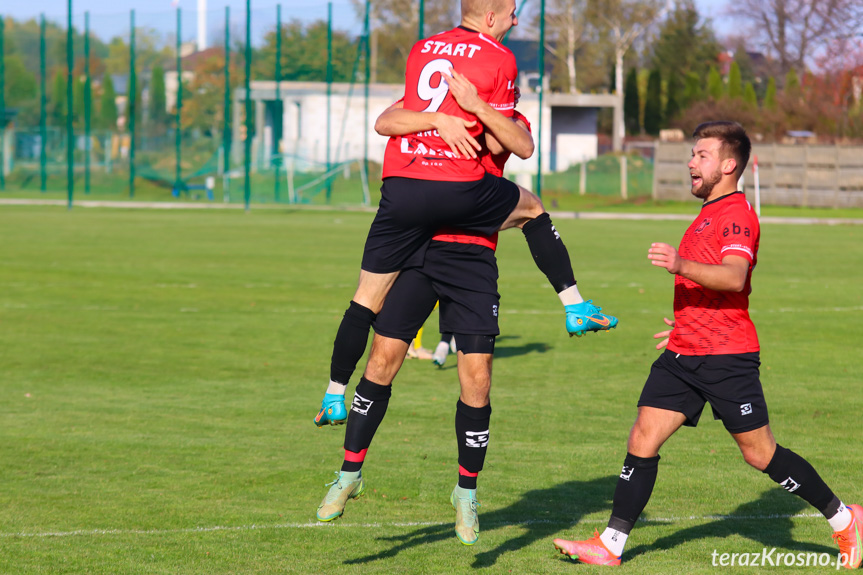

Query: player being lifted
[552,122,862,568]
[314,0,617,428]
[315,68,536,546]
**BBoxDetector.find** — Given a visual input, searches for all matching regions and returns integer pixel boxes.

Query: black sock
[764,444,839,516]
[521,212,576,293]
[342,377,391,471]
[455,400,491,489]
[608,453,661,535]
[330,301,376,385]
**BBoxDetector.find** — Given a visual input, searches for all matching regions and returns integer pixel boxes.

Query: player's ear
[486,10,495,28]
[722,157,737,177]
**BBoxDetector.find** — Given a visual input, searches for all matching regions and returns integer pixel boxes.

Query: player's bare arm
[443,68,534,159]
[374,101,481,159]
[648,242,749,292]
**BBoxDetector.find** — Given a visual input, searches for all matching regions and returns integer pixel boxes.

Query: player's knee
[626,422,661,458]
[518,189,545,217]
[740,445,771,471]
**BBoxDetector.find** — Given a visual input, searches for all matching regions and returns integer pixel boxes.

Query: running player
[552,122,862,568]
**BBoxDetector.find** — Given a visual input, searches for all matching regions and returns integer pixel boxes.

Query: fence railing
[653,142,863,208]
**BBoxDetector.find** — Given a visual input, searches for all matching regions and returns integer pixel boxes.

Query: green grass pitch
[1,205,861,574]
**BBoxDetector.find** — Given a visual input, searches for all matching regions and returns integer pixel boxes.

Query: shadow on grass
[344,478,837,568]
[344,475,616,568]
[492,335,552,360]
[626,488,836,562]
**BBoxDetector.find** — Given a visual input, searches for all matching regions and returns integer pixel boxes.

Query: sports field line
[3,199,863,225]
[1,513,824,539]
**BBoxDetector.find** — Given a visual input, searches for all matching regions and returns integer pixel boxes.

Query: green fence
[0,1,627,208]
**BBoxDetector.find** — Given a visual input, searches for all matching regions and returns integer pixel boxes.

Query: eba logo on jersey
[722,222,752,237]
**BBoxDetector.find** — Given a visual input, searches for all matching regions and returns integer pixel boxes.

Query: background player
[552,122,862,568]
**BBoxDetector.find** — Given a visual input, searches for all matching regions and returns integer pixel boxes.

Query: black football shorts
[637,348,769,433]
[373,240,500,345]
[360,173,520,274]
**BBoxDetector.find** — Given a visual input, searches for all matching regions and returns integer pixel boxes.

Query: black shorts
[360,174,520,274]
[637,349,769,433]
[373,240,499,345]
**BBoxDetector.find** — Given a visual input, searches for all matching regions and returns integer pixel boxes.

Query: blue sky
[2,0,735,44]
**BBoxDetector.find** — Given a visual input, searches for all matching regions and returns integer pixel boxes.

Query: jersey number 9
[417,58,454,113]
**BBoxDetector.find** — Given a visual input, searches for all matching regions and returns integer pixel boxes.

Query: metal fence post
[0,15,5,191]
[66,0,74,209]
[222,6,231,201]
[175,7,182,195]
[243,0,251,210]
[84,11,91,194]
[275,4,281,203]
[535,0,545,198]
[40,14,47,191]
[129,9,136,198]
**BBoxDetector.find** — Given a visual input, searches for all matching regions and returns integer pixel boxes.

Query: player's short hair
[692,121,751,179]
[461,0,509,20]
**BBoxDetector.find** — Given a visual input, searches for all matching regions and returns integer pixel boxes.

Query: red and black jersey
[668,192,760,355]
[382,26,517,182]
[479,110,530,178]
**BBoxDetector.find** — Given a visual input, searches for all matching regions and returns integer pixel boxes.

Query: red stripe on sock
[344,449,368,463]
[458,465,478,477]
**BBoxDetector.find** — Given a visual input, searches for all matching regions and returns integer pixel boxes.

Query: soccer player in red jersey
[553,122,862,568]
[315,0,617,429]
[315,76,534,546]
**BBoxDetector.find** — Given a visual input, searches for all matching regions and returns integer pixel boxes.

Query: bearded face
[690,164,722,200]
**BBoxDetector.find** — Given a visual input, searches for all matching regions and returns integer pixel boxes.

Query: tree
[73,75,86,129]
[784,67,800,95]
[255,19,358,83]
[589,0,668,150]
[99,74,117,130]
[351,0,460,83]
[50,69,67,127]
[2,53,38,124]
[148,65,167,128]
[182,50,240,136]
[743,81,758,108]
[623,67,640,134]
[643,68,662,135]
[665,72,682,122]
[764,76,777,111]
[682,71,701,107]
[650,0,721,81]
[727,61,743,100]
[707,66,723,100]
[731,0,863,78]
[534,0,592,94]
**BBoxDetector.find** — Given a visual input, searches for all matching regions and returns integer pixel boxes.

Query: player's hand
[653,317,675,350]
[434,113,481,159]
[648,242,683,274]
[514,85,521,106]
[443,68,484,115]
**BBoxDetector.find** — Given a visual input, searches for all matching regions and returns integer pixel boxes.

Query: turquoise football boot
[565,300,619,337]
[314,393,347,427]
